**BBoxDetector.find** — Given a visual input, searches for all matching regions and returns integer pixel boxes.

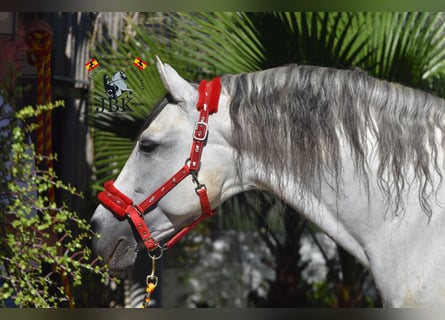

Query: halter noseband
[97,77,221,252]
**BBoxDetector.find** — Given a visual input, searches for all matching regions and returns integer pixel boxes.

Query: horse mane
[221,64,445,216]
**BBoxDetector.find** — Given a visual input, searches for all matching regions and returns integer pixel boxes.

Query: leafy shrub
[0,101,111,307]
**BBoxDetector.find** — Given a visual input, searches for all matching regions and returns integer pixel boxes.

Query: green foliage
[0,101,112,307]
[342,13,445,96]
[306,282,337,307]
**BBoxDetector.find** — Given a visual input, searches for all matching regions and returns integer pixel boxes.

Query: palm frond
[361,12,445,96]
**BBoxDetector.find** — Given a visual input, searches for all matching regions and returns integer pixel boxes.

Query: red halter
[97,77,221,252]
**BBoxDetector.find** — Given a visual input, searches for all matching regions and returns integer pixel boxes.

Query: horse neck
[234,152,370,267]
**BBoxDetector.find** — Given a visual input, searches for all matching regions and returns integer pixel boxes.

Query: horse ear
[156,56,197,107]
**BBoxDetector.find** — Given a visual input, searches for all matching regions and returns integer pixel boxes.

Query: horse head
[115,70,127,80]
[91,58,243,274]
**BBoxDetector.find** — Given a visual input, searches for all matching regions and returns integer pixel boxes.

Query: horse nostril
[90,215,101,234]
[90,214,108,258]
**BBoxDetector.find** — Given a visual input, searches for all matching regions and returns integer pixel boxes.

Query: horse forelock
[137,93,176,139]
[221,64,445,216]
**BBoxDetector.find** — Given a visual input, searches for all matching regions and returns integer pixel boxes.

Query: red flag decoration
[85,58,100,71]
[133,57,148,71]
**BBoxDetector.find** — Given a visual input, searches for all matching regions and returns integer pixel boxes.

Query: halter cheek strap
[98,77,221,252]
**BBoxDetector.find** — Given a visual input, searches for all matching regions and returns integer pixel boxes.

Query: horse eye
[139,140,159,154]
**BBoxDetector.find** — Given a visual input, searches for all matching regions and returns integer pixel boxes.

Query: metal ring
[148,244,164,260]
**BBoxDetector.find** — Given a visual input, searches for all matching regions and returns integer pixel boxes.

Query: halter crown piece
[98,77,222,252]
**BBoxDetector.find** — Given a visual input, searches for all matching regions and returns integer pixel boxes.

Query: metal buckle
[195,183,207,195]
[193,121,208,141]
[126,204,144,218]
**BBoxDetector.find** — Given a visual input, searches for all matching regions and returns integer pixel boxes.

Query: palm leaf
[360,12,445,96]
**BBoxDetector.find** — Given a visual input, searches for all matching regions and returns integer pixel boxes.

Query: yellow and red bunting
[133,57,148,71]
[85,58,100,71]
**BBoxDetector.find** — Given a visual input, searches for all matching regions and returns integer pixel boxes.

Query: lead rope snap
[142,254,159,308]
